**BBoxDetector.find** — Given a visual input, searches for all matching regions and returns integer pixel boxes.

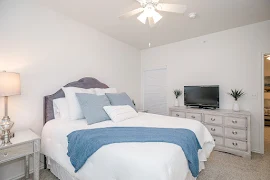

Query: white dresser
[0,129,40,180]
[169,106,251,158]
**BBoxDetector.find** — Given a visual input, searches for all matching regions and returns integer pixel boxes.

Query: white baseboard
[8,163,44,180]
[252,149,263,154]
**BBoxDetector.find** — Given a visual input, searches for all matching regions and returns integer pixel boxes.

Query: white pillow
[94,88,117,95]
[62,87,95,120]
[103,105,138,122]
[53,98,69,120]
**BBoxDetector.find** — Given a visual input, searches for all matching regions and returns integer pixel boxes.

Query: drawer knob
[176,114,180,117]
[232,131,238,135]
[3,152,8,157]
[232,120,238,124]
[232,142,238,146]
[211,118,215,121]
[211,128,216,131]
[191,116,195,118]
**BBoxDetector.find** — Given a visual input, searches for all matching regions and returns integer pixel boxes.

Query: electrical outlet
[251,93,258,99]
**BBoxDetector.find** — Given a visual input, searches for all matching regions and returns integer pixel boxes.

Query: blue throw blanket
[67,127,202,177]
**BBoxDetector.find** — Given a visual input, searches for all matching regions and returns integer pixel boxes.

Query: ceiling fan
[119,0,187,27]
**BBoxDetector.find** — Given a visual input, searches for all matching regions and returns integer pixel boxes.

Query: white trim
[252,149,263,154]
[261,53,265,154]
[143,66,168,72]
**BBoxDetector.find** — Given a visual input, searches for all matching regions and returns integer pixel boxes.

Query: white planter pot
[233,101,240,112]
[174,98,179,107]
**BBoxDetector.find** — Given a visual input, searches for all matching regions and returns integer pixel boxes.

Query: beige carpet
[39,127,270,180]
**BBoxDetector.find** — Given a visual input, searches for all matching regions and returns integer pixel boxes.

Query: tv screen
[184,86,219,108]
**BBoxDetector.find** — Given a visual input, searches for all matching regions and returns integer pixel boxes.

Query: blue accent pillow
[76,93,111,125]
[105,93,136,111]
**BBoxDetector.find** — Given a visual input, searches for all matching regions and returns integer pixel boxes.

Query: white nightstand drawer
[171,111,185,118]
[225,128,246,140]
[205,125,223,136]
[225,117,246,128]
[186,113,201,121]
[213,136,223,146]
[0,142,33,162]
[225,139,247,151]
[205,114,223,125]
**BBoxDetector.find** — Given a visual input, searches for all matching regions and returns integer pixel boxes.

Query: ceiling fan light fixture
[152,11,162,23]
[121,1,187,27]
[137,12,147,24]
[144,4,155,17]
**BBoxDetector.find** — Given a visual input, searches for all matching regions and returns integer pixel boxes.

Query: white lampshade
[137,12,147,24]
[0,72,21,97]
[152,11,162,23]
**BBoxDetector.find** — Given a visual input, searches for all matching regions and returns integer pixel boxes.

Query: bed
[41,77,215,180]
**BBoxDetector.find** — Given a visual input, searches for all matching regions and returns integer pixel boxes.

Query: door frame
[261,53,270,154]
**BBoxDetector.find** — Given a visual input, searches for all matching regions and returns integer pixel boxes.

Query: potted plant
[228,89,245,111]
[173,89,182,107]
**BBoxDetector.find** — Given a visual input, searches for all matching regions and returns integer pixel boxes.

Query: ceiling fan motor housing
[141,0,159,8]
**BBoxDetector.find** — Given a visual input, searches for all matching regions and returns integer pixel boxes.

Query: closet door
[143,68,167,115]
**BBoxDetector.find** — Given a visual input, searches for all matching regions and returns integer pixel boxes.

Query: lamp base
[0,116,14,147]
[0,132,14,139]
[0,141,12,147]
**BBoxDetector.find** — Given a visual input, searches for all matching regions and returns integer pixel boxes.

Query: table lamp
[0,71,21,146]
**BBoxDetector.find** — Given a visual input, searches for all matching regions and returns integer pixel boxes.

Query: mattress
[41,113,215,180]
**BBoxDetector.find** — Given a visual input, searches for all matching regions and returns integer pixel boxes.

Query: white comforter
[41,113,215,180]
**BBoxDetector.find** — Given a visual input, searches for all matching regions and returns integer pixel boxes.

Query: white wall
[141,20,270,153]
[0,0,141,179]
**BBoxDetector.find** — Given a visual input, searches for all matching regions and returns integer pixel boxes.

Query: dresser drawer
[225,139,247,151]
[205,125,223,136]
[213,136,223,146]
[205,114,223,125]
[186,113,201,121]
[0,142,33,162]
[225,116,247,128]
[225,128,246,140]
[171,111,185,118]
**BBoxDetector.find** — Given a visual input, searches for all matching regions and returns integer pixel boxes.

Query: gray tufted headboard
[43,77,109,124]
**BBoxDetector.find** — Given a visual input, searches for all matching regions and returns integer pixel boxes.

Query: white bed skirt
[47,157,77,180]
[46,156,203,180]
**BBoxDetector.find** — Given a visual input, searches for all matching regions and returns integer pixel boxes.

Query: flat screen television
[184,86,219,109]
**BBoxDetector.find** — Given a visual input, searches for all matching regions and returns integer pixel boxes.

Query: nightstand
[0,129,40,180]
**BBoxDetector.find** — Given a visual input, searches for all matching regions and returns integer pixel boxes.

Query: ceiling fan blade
[119,8,144,19]
[156,3,187,13]
[148,17,155,28]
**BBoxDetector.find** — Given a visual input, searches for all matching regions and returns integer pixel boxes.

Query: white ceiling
[40,0,270,49]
